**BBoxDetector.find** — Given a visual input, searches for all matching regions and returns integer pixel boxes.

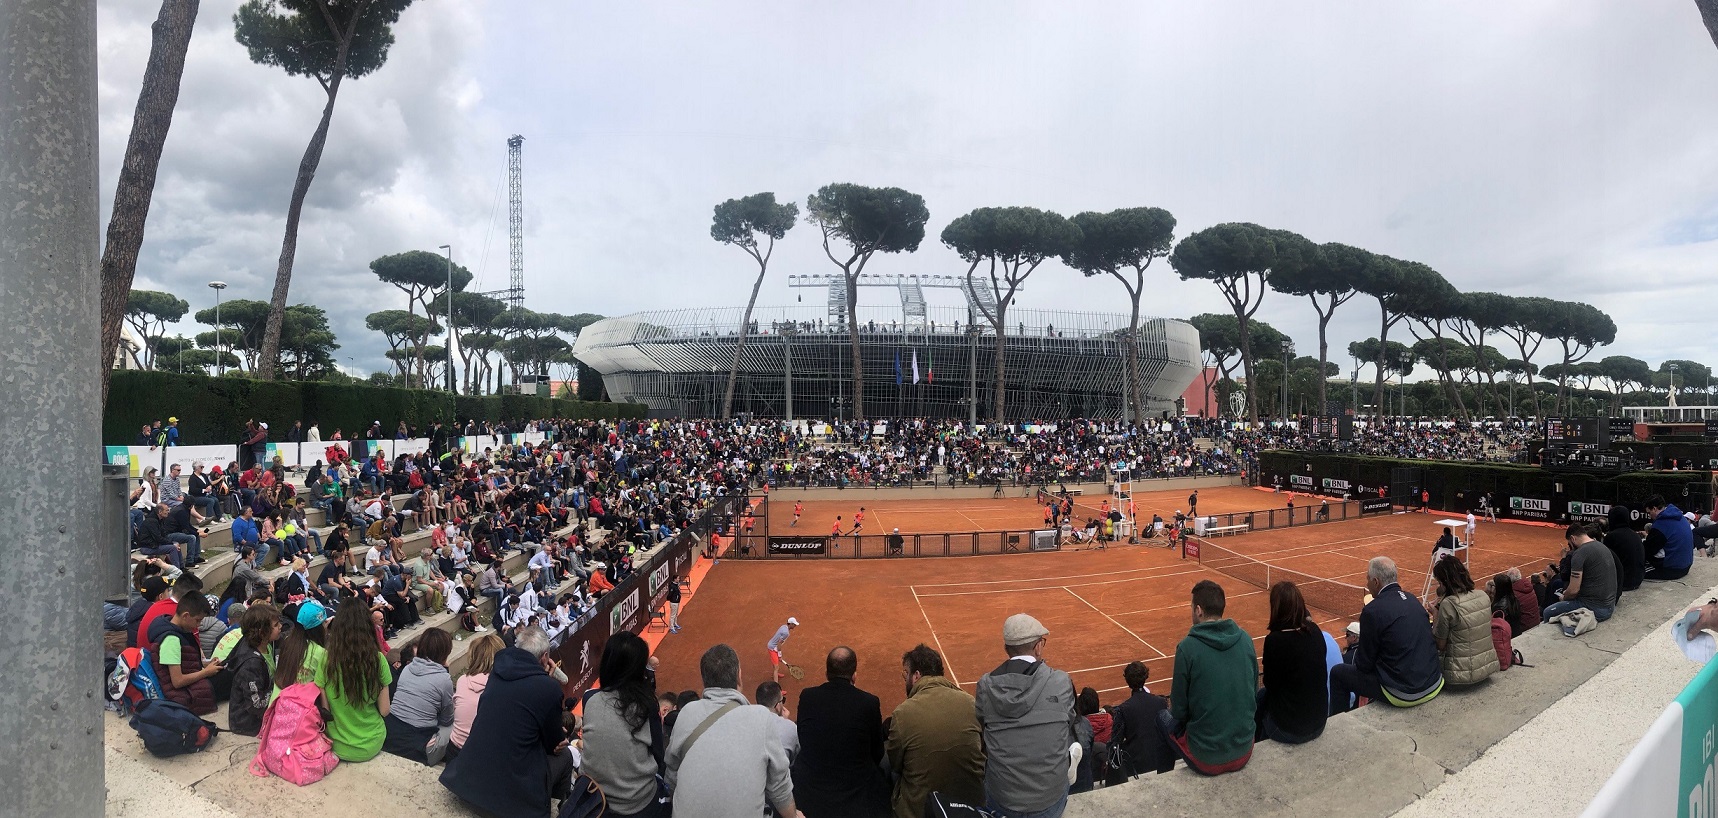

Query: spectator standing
[1430,557,1499,686]
[584,632,670,818]
[1543,524,1619,622]
[885,644,983,818]
[1256,582,1328,745]
[1330,557,1444,713]
[1644,495,1693,582]
[793,647,890,818]
[667,579,683,634]
[1108,661,1174,780]
[441,627,573,817]
[1157,581,1257,774]
[665,643,801,818]
[384,628,457,765]
[975,614,1076,818]
[319,601,393,762]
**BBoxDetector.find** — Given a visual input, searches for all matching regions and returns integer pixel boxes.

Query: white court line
[1110,589,1264,618]
[917,566,1211,597]
[1064,586,1166,658]
[912,561,1201,590]
[911,586,959,687]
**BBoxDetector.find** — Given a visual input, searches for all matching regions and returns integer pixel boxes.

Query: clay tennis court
[766,484,1284,537]
[653,487,1567,713]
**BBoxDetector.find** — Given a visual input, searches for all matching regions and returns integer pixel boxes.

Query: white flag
[911,349,921,384]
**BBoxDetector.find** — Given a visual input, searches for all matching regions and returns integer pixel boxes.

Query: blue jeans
[130,508,145,536]
[239,487,256,507]
[985,791,1067,818]
[1542,599,1613,622]
[166,532,200,563]
[191,495,219,519]
[103,602,130,631]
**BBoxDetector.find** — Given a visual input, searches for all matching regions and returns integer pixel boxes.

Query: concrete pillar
[0,0,104,815]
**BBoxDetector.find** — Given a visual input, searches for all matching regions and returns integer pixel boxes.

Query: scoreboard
[1544,417,1606,447]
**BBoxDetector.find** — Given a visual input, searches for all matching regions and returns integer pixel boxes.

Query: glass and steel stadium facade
[573,289,1201,422]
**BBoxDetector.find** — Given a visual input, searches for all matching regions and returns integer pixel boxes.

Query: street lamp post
[438,245,454,394]
[208,281,227,376]
[1281,339,1294,422]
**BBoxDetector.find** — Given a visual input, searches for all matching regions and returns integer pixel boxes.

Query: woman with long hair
[1489,572,1525,636]
[582,632,667,818]
[319,599,392,762]
[1256,581,1328,744]
[1432,557,1499,686]
[448,632,504,762]
[272,601,329,700]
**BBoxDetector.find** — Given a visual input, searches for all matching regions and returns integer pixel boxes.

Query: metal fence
[1195,499,1365,533]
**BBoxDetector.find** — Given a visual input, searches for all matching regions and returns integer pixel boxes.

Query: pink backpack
[249,682,339,786]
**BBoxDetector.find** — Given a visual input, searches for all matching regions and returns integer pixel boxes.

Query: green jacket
[886,676,985,818]
[1169,618,1258,766]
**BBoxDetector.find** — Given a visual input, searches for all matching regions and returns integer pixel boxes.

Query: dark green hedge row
[106,370,646,447]
[1258,450,1711,511]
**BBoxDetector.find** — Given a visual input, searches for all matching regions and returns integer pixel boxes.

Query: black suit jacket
[1110,688,1176,776]
[793,678,889,818]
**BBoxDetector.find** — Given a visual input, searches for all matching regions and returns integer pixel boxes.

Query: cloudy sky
[100,1,1718,379]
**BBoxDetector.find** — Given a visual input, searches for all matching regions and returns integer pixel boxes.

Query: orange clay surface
[767,484,1277,536]
[653,487,1565,713]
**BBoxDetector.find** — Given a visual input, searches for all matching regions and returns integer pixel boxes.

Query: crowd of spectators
[111,411,1686,818]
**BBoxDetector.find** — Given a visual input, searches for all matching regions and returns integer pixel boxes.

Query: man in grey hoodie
[975,614,1077,818]
[666,644,803,818]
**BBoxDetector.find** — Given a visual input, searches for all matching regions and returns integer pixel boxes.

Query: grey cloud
[99,0,1718,378]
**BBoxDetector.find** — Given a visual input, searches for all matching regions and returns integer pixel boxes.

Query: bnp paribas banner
[1583,637,1718,817]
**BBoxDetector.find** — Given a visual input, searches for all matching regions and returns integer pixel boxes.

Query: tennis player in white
[769,616,798,682]
[1465,511,1477,548]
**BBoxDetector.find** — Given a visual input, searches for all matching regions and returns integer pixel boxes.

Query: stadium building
[571,274,1201,421]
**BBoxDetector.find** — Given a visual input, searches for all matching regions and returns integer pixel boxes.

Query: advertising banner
[1320,477,1351,497]
[1289,474,1314,491]
[1567,500,1612,525]
[1360,498,1393,516]
[1508,495,1554,521]
[550,529,696,699]
[768,536,828,555]
[108,445,239,477]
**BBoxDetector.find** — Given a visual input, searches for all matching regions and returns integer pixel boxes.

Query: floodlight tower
[507,134,524,311]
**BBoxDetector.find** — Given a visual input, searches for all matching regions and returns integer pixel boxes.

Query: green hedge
[106,370,646,447]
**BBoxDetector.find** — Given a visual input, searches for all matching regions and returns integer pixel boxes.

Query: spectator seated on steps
[147,592,221,716]
[1428,556,1499,687]
[1329,557,1443,714]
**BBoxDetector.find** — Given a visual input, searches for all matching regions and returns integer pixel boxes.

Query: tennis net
[1191,537,1367,621]
[1036,488,1119,524]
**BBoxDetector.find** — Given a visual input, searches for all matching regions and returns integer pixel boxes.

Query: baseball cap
[1345,622,1361,637]
[259,422,268,429]
[167,417,178,423]
[787,617,800,626]
[296,600,329,630]
[1003,613,1049,646]
[139,575,169,600]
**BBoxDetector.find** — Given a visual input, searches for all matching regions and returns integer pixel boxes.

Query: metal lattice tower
[506,134,525,310]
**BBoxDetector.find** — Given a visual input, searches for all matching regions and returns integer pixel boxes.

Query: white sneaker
[475,625,490,632]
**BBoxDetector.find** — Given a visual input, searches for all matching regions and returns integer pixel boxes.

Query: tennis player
[792,500,803,527]
[769,616,799,682]
[831,516,843,537]
[851,507,865,534]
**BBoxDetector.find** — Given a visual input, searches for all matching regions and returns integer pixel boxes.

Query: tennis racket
[785,663,805,681]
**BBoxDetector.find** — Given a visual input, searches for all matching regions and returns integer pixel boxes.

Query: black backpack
[556,773,607,818]
[130,698,219,757]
